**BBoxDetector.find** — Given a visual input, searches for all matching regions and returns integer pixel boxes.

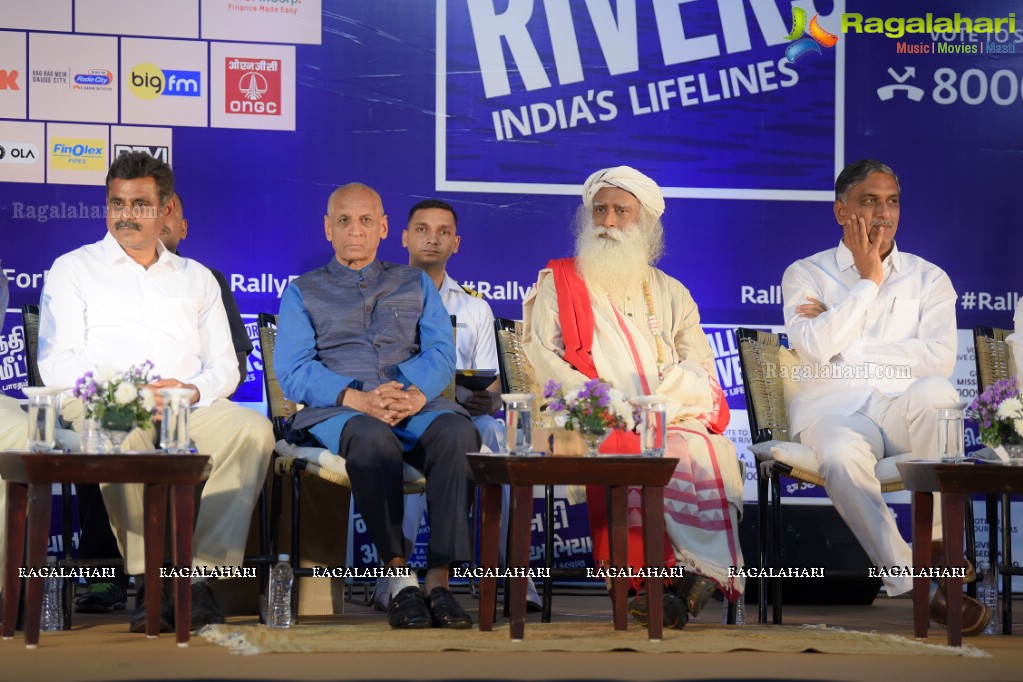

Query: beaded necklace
[642,280,666,379]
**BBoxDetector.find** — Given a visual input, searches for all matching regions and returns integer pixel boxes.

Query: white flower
[608,388,636,430]
[553,414,567,427]
[140,388,156,412]
[997,397,1023,420]
[96,365,118,384]
[114,382,138,406]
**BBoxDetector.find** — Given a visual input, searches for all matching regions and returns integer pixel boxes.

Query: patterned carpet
[200,621,990,657]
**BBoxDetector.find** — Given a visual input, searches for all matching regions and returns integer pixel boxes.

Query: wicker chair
[257,313,426,618]
[493,317,567,621]
[973,326,1018,634]
[735,327,931,623]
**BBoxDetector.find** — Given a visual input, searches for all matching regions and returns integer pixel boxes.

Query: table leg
[608,485,628,631]
[144,483,167,639]
[508,485,532,641]
[24,483,52,648]
[943,493,964,647]
[641,485,664,641]
[2,482,27,640]
[910,491,932,639]
[1000,493,1011,635]
[172,484,194,646]
[477,483,501,632]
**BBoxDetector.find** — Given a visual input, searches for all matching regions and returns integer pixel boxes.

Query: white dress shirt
[439,273,498,371]
[782,239,958,435]
[38,232,239,407]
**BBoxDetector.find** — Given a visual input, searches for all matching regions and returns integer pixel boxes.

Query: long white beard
[574,223,652,303]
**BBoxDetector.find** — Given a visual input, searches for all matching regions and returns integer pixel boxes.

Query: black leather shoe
[388,586,432,629]
[129,583,173,634]
[190,582,226,630]
[425,587,472,629]
[627,591,688,630]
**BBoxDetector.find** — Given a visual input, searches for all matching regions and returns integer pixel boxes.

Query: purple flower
[543,379,561,399]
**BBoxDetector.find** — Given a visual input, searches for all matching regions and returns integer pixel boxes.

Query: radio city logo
[0,69,19,90]
[225,57,281,116]
[783,7,838,62]
[50,138,106,171]
[71,68,114,90]
[129,63,201,100]
[0,142,39,164]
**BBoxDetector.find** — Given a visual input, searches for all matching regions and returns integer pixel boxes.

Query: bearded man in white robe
[523,166,744,630]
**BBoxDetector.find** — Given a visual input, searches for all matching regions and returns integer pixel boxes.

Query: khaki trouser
[61,398,273,575]
[0,395,29,570]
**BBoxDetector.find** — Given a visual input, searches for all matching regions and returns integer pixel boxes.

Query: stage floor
[2,586,1020,682]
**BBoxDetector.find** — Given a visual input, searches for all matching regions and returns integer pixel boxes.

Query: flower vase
[580,427,610,458]
[103,428,131,453]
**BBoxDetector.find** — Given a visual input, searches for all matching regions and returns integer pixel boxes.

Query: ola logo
[129,62,164,100]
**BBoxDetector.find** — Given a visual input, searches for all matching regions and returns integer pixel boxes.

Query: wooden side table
[0,452,209,647]
[896,461,1023,647]
[467,454,677,641]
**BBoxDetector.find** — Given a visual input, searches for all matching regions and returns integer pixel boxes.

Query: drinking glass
[936,408,965,464]
[23,387,61,452]
[501,393,534,455]
[632,395,668,457]
[159,387,196,453]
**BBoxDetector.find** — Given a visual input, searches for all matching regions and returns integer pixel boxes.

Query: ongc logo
[225,57,281,116]
[129,63,201,100]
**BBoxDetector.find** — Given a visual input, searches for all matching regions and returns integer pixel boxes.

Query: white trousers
[0,396,29,572]
[798,376,959,597]
[62,398,274,575]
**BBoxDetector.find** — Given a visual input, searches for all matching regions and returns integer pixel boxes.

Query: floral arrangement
[73,361,158,432]
[542,378,637,435]
[968,376,1023,447]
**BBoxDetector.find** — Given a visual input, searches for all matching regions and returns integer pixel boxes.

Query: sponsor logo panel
[49,137,106,171]
[0,142,39,164]
[225,57,281,116]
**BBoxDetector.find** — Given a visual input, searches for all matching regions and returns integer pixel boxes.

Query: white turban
[582,166,665,219]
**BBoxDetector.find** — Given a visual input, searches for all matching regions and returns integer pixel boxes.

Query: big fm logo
[783,7,838,62]
[129,63,201,100]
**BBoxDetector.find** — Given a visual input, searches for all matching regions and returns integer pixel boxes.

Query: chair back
[494,317,550,428]
[21,304,43,388]
[257,313,298,437]
[735,327,793,445]
[973,326,1013,392]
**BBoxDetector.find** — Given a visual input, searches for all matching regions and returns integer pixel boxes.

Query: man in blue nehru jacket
[275,183,479,630]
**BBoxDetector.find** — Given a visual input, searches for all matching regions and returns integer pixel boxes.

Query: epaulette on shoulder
[460,284,483,298]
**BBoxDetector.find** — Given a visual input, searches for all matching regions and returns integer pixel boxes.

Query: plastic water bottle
[978,562,999,635]
[721,596,745,625]
[40,559,64,631]
[267,554,294,629]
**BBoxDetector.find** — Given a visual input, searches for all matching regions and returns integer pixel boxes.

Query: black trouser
[76,484,130,587]
[340,413,479,569]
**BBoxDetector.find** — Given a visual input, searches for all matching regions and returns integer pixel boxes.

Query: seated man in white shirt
[38,152,274,633]
[781,158,990,635]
